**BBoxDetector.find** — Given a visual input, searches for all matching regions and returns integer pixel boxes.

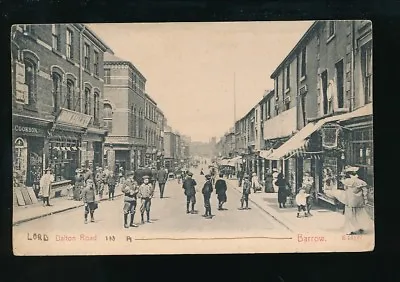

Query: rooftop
[104,52,147,81]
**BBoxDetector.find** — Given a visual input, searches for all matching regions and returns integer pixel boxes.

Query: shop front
[12,117,49,187]
[114,148,130,173]
[82,127,107,170]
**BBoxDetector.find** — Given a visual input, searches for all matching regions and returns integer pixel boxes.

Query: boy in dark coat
[215,173,228,210]
[107,172,117,200]
[202,174,214,218]
[240,174,251,210]
[122,172,139,228]
[157,166,168,198]
[82,179,97,224]
[182,172,197,214]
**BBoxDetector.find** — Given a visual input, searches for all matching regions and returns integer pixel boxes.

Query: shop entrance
[93,142,102,168]
[26,137,44,187]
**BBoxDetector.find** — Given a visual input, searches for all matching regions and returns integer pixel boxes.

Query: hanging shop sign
[321,125,340,149]
[56,108,92,128]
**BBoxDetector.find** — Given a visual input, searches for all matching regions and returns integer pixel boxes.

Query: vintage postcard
[12,20,374,255]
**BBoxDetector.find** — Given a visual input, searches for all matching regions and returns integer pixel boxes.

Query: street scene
[12,21,373,254]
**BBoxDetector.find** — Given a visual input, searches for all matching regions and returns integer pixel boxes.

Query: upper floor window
[84,87,91,115]
[24,59,37,105]
[93,92,100,124]
[94,51,99,76]
[66,79,74,110]
[328,21,336,39]
[300,47,307,78]
[84,43,90,70]
[52,24,60,51]
[361,41,373,104]
[66,29,73,59]
[285,65,290,90]
[275,77,279,100]
[52,73,62,113]
[104,69,111,84]
[103,104,113,132]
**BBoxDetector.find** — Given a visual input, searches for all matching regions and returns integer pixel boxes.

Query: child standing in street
[295,188,310,218]
[239,174,251,210]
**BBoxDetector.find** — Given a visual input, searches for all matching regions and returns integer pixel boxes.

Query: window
[133,108,137,137]
[84,43,90,70]
[52,24,60,51]
[285,65,290,90]
[300,47,307,78]
[104,69,111,84]
[84,88,90,114]
[66,80,74,110]
[66,29,73,59]
[24,59,37,105]
[335,60,344,108]
[93,92,100,124]
[103,104,112,132]
[361,41,372,104]
[94,51,99,76]
[275,77,279,99]
[52,73,62,113]
[351,128,374,189]
[321,70,328,115]
[328,21,336,38]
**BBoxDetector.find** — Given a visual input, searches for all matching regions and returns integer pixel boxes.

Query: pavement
[226,178,375,236]
[13,189,124,226]
[13,172,291,239]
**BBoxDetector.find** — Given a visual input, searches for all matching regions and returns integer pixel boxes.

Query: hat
[143,175,150,179]
[187,172,193,176]
[75,168,83,173]
[252,172,256,176]
[205,174,211,179]
[119,173,123,177]
[344,166,359,173]
[86,179,93,183]
[126,171,134,176]
[45,167,51,172]
[244,174,249,178]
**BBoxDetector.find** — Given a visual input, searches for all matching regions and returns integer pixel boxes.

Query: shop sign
[14,124,45,136]
[321,126,339,149]
[56,108,92,128]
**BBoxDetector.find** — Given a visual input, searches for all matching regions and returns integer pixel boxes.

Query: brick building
[144,93,158,166]
[155,108,165,167]
[102,52,146,173]
[11,24,112,195]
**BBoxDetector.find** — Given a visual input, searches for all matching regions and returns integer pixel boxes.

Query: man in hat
[302,172,315,215]
[182,172,197,214]
[82,179,97,223]
[215,173,227,210]
[341,166,371,235]
[151,166,158,191]
[39,167,54,206]
[122,171,139,228]
[138,175,155,224]
[157,165,168,198]
[74,168,85,201]
[202,174,214,218]
[239,174,251,210]
[95,167,103,196]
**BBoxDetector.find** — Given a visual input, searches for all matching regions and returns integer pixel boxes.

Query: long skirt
[343,206,373,234]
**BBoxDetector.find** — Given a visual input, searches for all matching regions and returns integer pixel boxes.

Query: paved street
[14,170,291,239]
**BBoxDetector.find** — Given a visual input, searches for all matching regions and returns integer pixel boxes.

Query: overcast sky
[89,21,314,142]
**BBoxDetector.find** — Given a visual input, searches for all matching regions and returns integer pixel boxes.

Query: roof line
[74,24,114,54]
[104,58,147,82]
[270,21,320,78]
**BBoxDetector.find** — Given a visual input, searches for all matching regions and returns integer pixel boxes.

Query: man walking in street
[151,166,158,191]
[182,172,197,214]
[239,174,251,210]
[122,171,139,228]
[215,173,228,210]
[82,179,97,224]
[39,167,54,206]
[108,171,117,200]
[138,175,155,224]
[202,174,214,218]
[157,166,168,198]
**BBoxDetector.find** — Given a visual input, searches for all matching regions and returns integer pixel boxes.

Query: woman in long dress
[340,166,372,235]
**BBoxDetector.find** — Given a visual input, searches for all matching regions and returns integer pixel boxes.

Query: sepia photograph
[11,20,374,255]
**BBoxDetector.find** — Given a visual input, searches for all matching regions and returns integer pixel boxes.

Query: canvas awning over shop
[266,103,373,160]
[259,149,273,159]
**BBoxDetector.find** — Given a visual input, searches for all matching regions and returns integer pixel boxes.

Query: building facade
[163,125,176,171]
[102,52,146,173]
[144,93,158,166]
[12,24,112,195]
[155,108,165,168]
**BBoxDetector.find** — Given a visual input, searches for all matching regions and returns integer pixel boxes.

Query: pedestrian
[341,166,371,235]
[238,169,244,187]
[182,172,197,214]
[82,179,97,224]
[95,167,103,196]
[251,172,261,193]
[295,188,309,218]
[276,172,288,208]
[157,166,168,198]
[108,171,117,200]
[134,166,144,185]
[151,166,158,190]
[138,175,154,224]
[74,168,85,201]
[101,168,109,198]
[122,171,139,228]
[215,173,227,210]
[200,168,204,175]
[302,172,315,215]
[202,174,214,218]
[39,167,54,207]
[239,174,251,210]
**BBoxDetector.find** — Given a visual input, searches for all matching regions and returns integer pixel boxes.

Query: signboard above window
[56,108,92,128]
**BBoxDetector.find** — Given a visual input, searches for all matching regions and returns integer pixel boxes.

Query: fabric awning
[265,103,373,160]
[259,149,273,159]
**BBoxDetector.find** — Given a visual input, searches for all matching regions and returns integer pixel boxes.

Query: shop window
[351,128,374,187]
[14,138,26,172]
[52,73,62,113]
[66,79,74,110]
[24,58,37,105]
